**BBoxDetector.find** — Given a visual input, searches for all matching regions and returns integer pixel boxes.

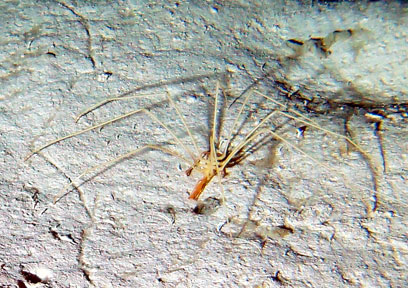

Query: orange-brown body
[189,175,214,200]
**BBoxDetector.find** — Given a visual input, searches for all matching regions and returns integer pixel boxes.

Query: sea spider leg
[142,106,196,162]
[254,91,382,212]
[63,86,214,197]
[249,90,372,171]
[184,87,374,201]
[253,90,368,155]
[74,93,165,122]
[25,108,144,161]
[166,91,200,158]
[27,91,204,202]
[188,86,349,201]
[26,90,201,163]
[53,144,188,203]
[25,93,169,160]
[210,83,224,199]
[220,87,253,160]
[51,101,199,203]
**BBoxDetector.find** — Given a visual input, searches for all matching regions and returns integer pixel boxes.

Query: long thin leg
[209,83,222,183]
[75,93,166,122]
[219,95,338,172]
[53,144,189,203]
[28,91,200,201]
[224,89,254,151]
[76,90,200,161]
[212,82,220,149]
[79,90,201,159]
[27,102,197,164]
[221,124,331,173]
[143,109,196,162]
[166,91,200,156]
[218,89,372,183]
[211,84,225,196]
[221,110,278,168]
[253,90,367,155]
[204,83,226,202]
[25,108,144,160]
[266,128,330,170]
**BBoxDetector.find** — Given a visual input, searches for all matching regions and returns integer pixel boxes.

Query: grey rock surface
[1,1,407,287]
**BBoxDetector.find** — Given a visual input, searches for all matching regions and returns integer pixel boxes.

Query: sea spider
[25,81,366,203]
